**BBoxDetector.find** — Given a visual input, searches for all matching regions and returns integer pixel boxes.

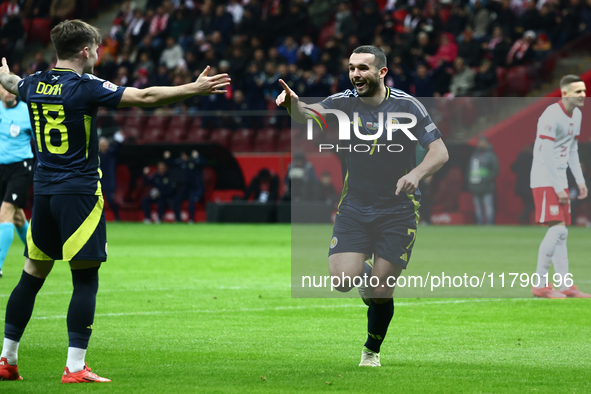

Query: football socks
[16,220,29,245]
[364,299,394,354]
[4,271,46,342]
[535,225,567,286]
[67,267,99,350]
[0,223,15,270]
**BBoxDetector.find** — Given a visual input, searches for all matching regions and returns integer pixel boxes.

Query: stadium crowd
[2,0,591,113]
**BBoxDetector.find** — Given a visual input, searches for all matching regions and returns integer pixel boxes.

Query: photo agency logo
[304,107,419,153]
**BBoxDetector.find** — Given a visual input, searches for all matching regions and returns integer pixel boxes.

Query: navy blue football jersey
[17,68,126,195]
[318,87,442,215]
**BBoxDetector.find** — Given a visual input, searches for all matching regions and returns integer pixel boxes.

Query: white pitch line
[0,298,544,321]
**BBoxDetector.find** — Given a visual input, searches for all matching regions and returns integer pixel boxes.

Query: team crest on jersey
[102,81,118,92]
[550,205,559,216]
[568,123,574,136]
[9,124,20,137]
[330,237,338,249]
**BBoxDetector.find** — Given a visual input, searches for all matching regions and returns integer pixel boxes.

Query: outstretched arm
[0,57,22,96]
[275,79,323,124]
[118,66,231,108]
[396,138,449,195]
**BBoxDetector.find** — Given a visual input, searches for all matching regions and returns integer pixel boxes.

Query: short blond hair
[50,20,102,60]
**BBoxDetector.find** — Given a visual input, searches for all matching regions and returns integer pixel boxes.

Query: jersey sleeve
[17,73,38,103]
[407,101,443,149]
[536,108,555,141]
[81,75,126,109]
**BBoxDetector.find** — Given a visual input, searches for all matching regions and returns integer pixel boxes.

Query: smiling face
[562,81,586,108]
[348,53,386,97]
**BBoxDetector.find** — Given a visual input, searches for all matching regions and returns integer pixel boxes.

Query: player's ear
[81,46,90,60]
[379,66,388,79]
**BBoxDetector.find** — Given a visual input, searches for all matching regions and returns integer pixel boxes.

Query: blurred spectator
[410,32,438,66]
[507,30,535,66]
[297,35,319,70]
[126,9,149,45]
[413,63,435,97]
[445,5,469,37]
[458,30,482,67]
[278,36,299,65]
[169,150,207,223]
[491,0,517,39]
[517,0,541,34]
[169,9,192,42]
[244,168,280,203]
[387,56,412,94]
[484,26,512,67]
[210,4,234,38]
[511,144,534,224]
[468,137,499,225]
[284,153,318,202]
[427,33,458,69]
[50,0,76,26]
[227,0,244,24]
[142,162,175,224]
[99,133,125,222]
[554,0,582,48]
[470,1,490,41]
[335,2,356,41]
[318,171,338,207]
[357,2,381,44]
[0,11,23,62]
[160,36,184,69]
[22,0,51,18]
[472,59,497,96]
[149,5,169,47]
[449,57,475,96]
[305,63,333,98]
[31,52,49,73]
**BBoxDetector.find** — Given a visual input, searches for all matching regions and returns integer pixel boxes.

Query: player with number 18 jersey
[16,68,125,261]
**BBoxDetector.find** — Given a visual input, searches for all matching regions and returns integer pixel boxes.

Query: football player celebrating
[277,45,448,366]
[530,75,590,298]
[0,20,230,383]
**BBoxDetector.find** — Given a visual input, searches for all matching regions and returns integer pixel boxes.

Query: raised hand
[276,79,299,109]
[195,66,231,95]
[0,57,10,76]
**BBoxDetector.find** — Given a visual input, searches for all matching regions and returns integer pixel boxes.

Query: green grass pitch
[0,224,589,393]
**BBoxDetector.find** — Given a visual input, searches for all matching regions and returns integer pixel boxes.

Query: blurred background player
[0,19,230,383]
[142,161,175,223]
[467,136,499,225]
[171,150,207,223]
[277,45,448,367]
[98,133,124,222]
[530,75,590,299]
[0,82,34,278]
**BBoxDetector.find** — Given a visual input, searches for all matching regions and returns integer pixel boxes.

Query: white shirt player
[530,101,585,194]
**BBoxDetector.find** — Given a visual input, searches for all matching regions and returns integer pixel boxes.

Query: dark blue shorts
[328,209,418,269]
[25,194,107,262]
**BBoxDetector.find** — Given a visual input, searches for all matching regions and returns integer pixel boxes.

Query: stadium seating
[230,128,255,152]
[505,66,531,97]
[138,115,169,144]
[185,127,210,143]
[253,128,278,152]
[208,128,232,149]
[164,115,191,142]
[276,129,292,152]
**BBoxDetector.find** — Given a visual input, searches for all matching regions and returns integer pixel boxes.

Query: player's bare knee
[0,202,16,223]
[13,209,26,228]
[24,258,54,278]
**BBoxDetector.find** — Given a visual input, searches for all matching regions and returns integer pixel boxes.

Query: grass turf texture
[0,224,589,393]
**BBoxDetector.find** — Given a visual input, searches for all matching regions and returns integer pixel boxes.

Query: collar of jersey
[52,67,79,75]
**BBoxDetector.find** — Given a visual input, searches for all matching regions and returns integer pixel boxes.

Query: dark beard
[352,76,380,97]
